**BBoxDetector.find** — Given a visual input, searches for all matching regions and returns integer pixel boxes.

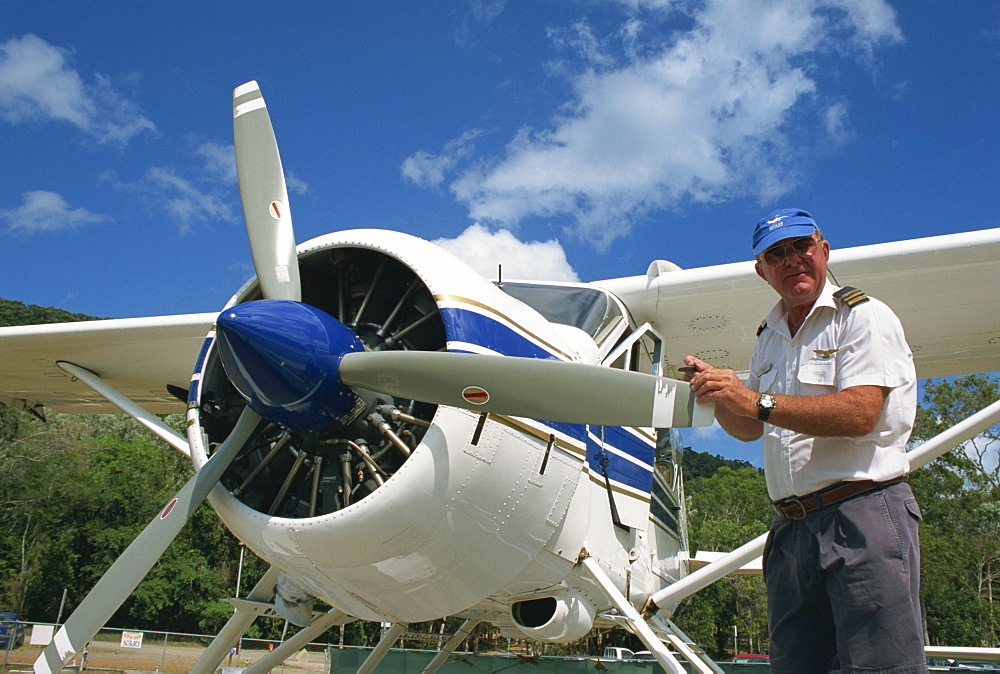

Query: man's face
[754,232,830,309]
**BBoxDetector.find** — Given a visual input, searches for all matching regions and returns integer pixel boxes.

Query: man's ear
[755,262,765,280]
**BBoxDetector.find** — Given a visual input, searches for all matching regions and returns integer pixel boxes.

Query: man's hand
[683,356,764,442]
[683,356,756,413]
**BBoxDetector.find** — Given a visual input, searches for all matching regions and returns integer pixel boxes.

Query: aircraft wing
[596,228,1000,380]
[0,313,218,416]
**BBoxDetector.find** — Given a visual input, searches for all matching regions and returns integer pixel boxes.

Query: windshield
[499,282,624,341]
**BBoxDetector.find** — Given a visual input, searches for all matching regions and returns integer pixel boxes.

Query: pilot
[683,209,925,673]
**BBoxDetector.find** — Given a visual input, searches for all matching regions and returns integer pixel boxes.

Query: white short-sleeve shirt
[746,282,917,501]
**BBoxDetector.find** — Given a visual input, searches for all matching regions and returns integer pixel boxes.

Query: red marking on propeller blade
[268,201,283,219]
[160,498,179,520]
[462,386,490,405]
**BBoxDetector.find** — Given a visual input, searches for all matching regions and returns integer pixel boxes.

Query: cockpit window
[499,282,625,344]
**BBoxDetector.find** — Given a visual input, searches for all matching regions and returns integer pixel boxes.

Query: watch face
[757,394,775,421]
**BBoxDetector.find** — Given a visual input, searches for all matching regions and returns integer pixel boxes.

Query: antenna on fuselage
[497,264,503,289]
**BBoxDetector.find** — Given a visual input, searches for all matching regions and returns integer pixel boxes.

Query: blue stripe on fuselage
[439,306,654,496]
[439,306,560,360]
[586,426,655,493]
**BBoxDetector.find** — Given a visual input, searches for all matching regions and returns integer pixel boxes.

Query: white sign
[121,631,144,649]
[30,625,53,646]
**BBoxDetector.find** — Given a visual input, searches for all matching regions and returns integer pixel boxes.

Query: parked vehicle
[0,613,25,649]
[602,646,635,660]
[732,653,769,664]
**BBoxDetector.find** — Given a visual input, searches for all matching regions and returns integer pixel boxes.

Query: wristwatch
[757,393,777,422]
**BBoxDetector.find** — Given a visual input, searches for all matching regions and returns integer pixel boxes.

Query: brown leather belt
[770,475,907,520]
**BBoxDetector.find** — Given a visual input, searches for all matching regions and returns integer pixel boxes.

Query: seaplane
[1,81,998,673]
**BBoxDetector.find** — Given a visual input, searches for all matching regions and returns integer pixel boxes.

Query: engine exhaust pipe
[510,589,596,643]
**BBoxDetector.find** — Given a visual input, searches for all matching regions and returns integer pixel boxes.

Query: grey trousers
[764,481,927,674]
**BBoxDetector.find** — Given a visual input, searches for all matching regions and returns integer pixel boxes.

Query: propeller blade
[233,81,301,301]
[34,409,262,673]
[339,351,715,428]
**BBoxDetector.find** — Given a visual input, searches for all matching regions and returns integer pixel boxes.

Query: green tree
[675,465,771,658]
[910,374,1000,648]
[0,410,245,632]
[0,297,103,327]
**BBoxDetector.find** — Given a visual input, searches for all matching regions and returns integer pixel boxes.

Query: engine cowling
[186,229,589,621]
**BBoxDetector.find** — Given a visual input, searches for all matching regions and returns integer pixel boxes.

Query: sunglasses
[757,236,822,266]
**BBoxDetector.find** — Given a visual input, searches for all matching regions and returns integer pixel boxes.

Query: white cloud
[401,130,480,189]
[1,190,108,233]
[409,0,902,249]
[433,223,579,282]
[823,101,853,145]
[141,168,236,236]
[103,164,237,236]
[284,170,309,196]
[195,141,238,186]
[454,0,507,47]
[0,34,155,145]
[688,418,728,444]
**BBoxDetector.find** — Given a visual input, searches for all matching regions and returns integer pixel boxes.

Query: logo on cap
[766,214,786,230]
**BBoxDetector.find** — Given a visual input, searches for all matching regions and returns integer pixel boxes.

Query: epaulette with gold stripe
[756,320,767,337]
[833,286,869,308]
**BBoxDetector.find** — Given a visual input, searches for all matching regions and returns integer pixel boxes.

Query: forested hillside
[0,297,104,327]
[1,298,997,657]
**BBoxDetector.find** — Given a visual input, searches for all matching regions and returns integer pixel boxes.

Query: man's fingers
[689,369,739,401]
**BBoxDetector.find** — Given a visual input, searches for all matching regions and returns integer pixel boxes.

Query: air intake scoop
[216,299,366,432]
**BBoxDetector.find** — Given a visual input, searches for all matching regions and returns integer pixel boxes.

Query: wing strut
[56,361,191,456]
[906,397,1000,471]
[644,534,769,618]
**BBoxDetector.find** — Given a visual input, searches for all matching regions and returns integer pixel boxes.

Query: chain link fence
[2,623,331,672]
[0,622,694,673]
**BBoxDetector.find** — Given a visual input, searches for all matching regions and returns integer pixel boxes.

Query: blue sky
[2,1,997,465]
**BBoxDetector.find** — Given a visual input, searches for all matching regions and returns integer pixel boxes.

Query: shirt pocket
[797,360,837,392]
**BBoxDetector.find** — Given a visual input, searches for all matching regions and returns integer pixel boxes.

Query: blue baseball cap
[752,208,818,256]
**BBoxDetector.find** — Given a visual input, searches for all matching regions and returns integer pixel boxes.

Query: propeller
[233,80,301,302]
[35,81,303,671]
[215,299,714,430]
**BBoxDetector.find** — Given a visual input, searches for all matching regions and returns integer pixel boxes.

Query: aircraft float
[1,82,998,673]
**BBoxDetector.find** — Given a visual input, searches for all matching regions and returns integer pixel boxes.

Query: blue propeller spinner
[216,300,368,433]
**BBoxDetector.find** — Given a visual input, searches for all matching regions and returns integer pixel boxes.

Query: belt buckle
[775,497,808,520]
